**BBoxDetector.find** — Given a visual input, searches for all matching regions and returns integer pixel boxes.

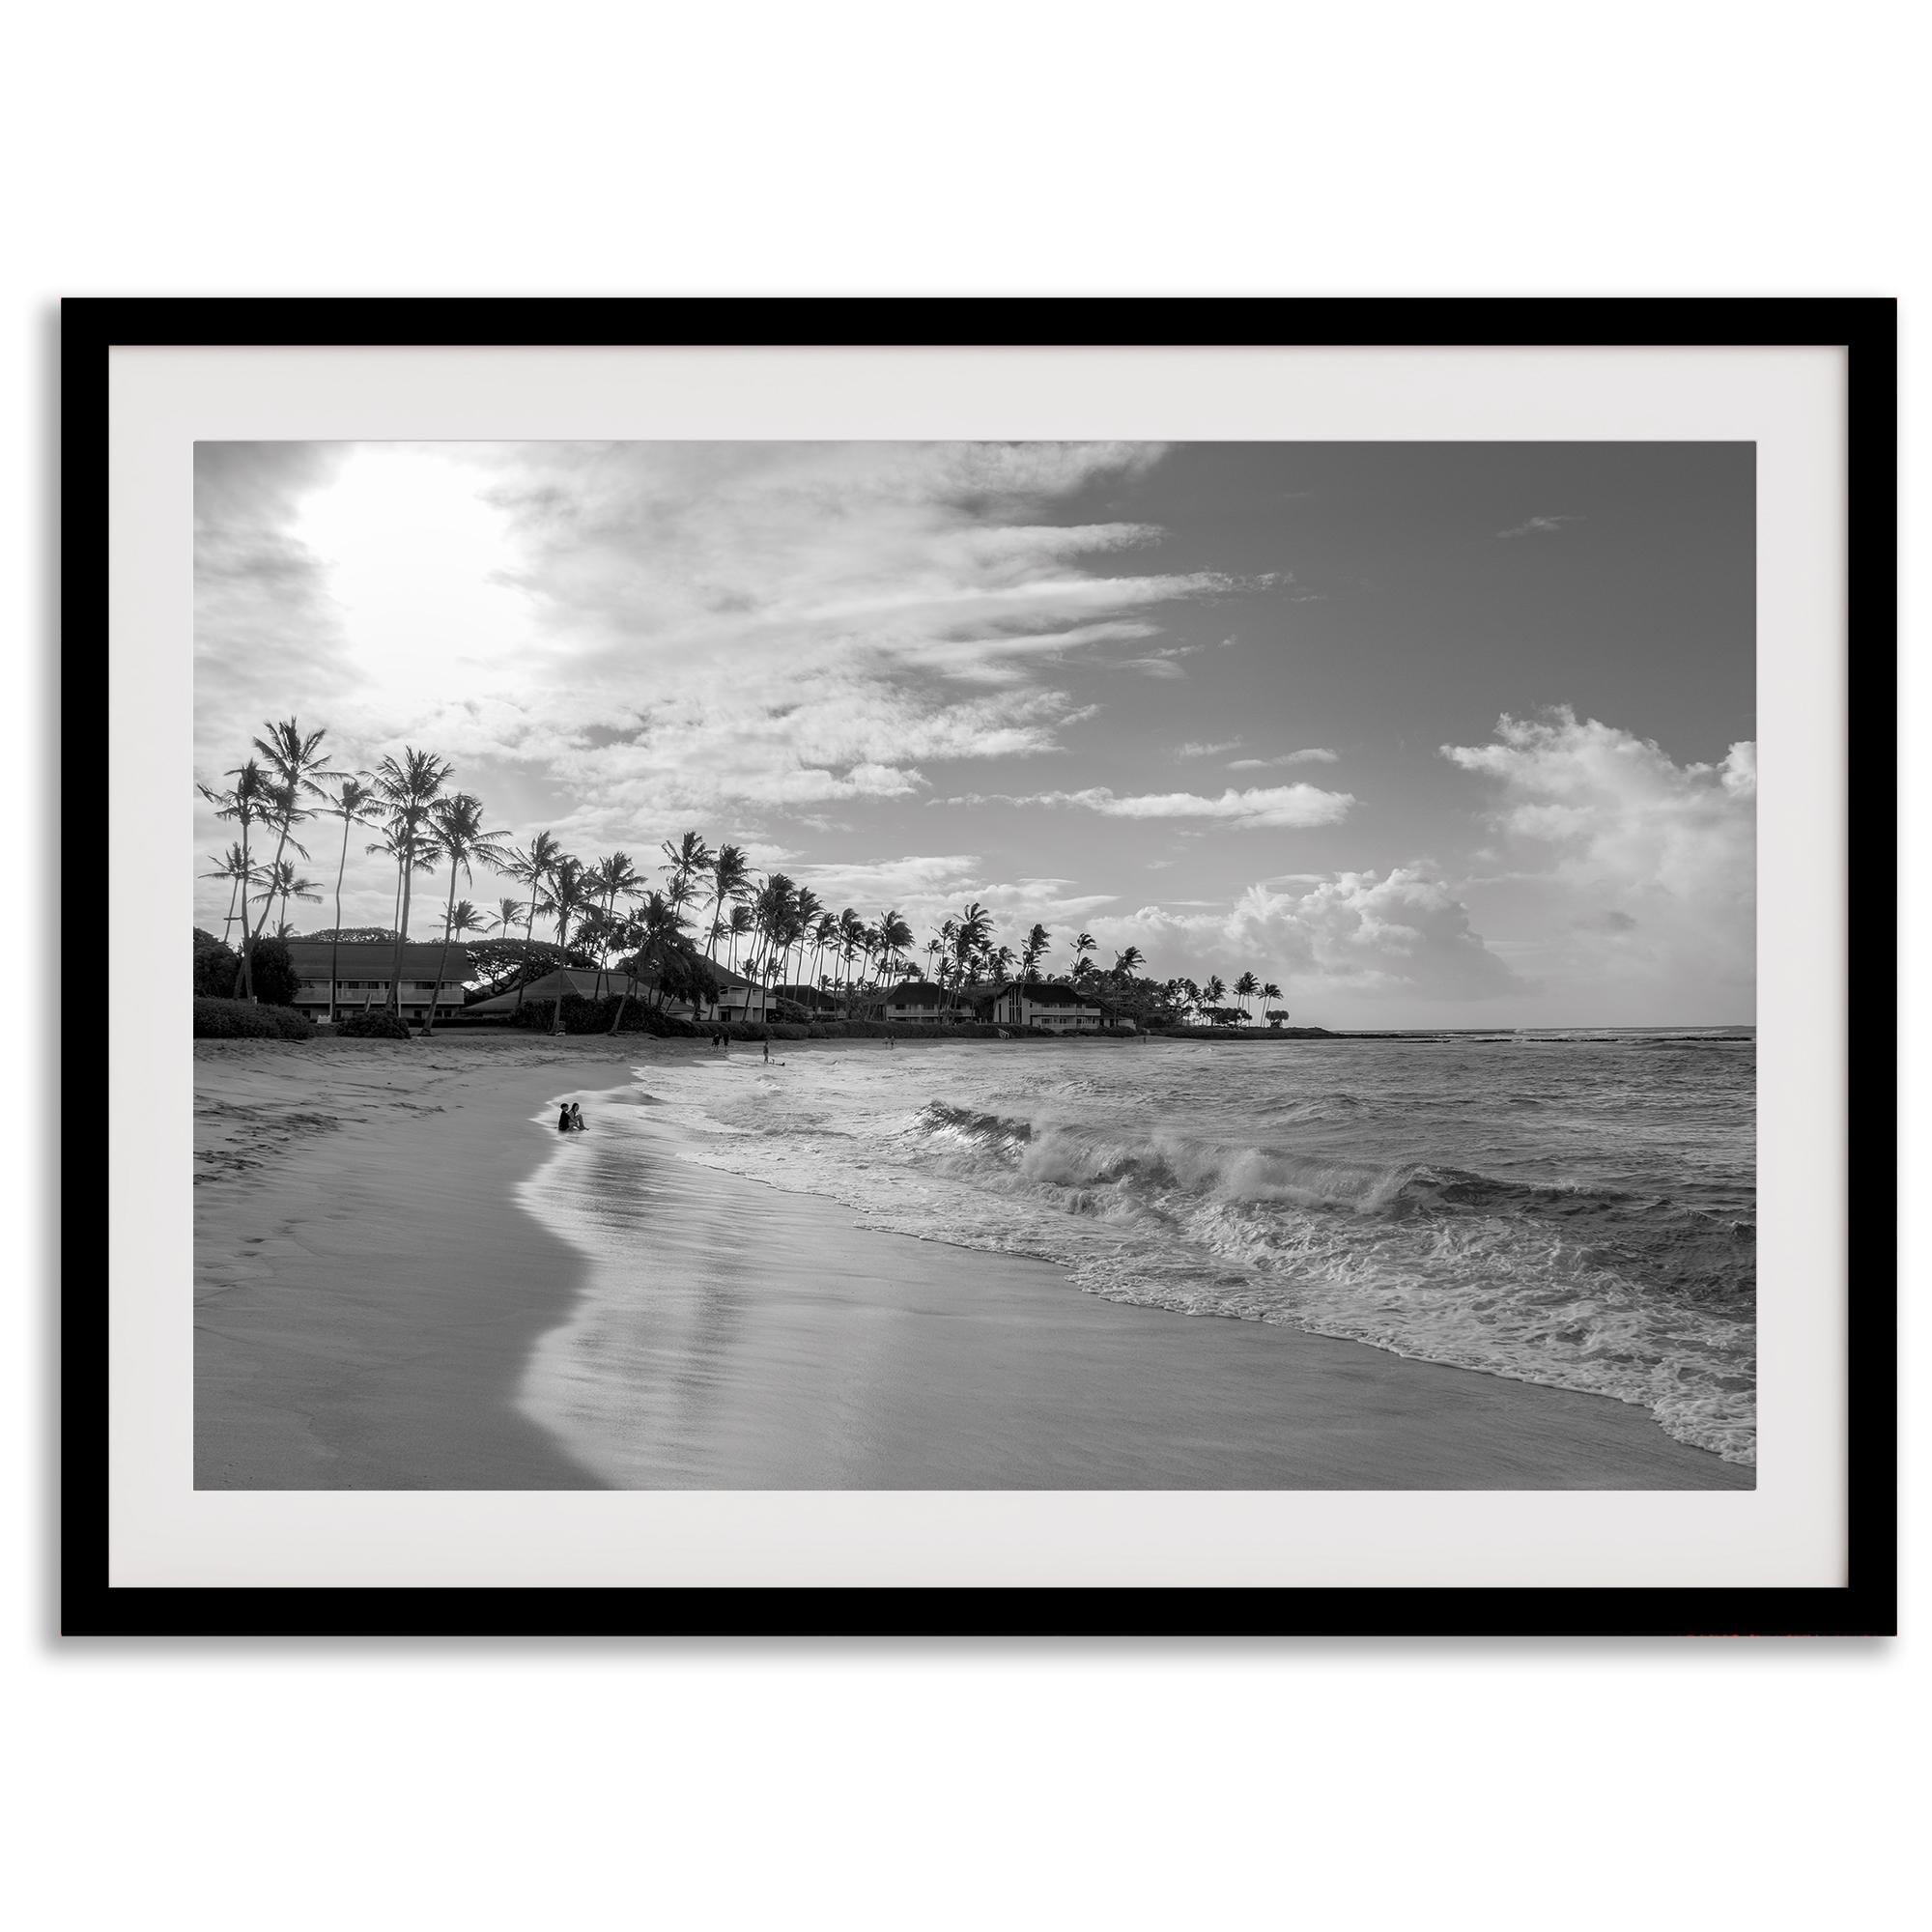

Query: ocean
[525,1030,1757,1468]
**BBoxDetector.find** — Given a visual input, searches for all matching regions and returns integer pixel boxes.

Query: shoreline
[195,1035,1751,1491]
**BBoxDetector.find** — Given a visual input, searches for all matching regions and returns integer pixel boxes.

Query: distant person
[762,1037,770,1064]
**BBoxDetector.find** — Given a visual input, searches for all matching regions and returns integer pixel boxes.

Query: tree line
[199,717,1291,1034]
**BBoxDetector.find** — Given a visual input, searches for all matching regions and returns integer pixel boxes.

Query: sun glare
[293,446,530,701]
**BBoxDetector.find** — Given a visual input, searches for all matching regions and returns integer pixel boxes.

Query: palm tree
[1260,980,1284,1027]
[661,831,714,903]
[200,841,260,949]
[1074,931,1096,977]
[252,859,323,937]
[1114,946,1145,980]
[626,889,691,1015]
[242,719,338,990]
[316,774,383,1023]
[198,758,274,999]
[422,793,512,1035]
[439,900,488,999]
[587,852,644,998]
[704,843,751,963]
[365,821,439,958]
[749,874,796,995]
[876,910,913,1011]
[1020,923,1050,982]
[835,908,866,1009]
[788,887,823,997]
[535,854,590,1034]
[1203,975,1227,1022]
[1234,970,1260,1025]
[490,896,526,937]
[370,748,453,1017]
[810,911,839,1005]
[724,903,753,975]
[502,830,562,1016]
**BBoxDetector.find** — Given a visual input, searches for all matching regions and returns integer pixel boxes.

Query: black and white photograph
[190,435,1760,1495]
[17,6,1920,1923]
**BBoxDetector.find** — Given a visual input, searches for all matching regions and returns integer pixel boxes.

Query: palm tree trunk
[389,856,415,1018]
[551,911,571,1035]
[425,860,460,1037]
[229,817,255,999]
[515,894,542,1014]
[328,817,352,1024]
[609,959,637,1034]
[237,812,296,1001]
[592,887,614,1000]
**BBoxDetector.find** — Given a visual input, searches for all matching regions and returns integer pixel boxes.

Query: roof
[882,980,950,1004]
[466,967,698,1017]
[980,980,1098,1009]
[465,969,598,1014]
[286,941,473,980]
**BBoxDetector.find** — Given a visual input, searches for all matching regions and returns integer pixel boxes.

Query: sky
[193,439,1755,1027]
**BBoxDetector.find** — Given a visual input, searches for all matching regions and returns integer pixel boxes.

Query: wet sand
[194,1034,1751,1491]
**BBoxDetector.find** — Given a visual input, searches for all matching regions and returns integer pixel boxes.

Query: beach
[195,1033,1750,1491]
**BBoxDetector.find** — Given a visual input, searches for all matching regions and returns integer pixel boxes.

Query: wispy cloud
[1496,514,1584,540]
[1176,738,1243,759]
[195,440,1241,840]
[1226,748,1338,769]
[947,783,1355,831]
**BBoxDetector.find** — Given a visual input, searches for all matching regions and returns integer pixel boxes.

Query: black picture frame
[68,297,1897,1638]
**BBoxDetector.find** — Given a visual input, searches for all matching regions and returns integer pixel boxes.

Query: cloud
[1496,514,1583,539]
[1080,867,1521,1002]
[1176,738,1243,759]
[1441,707,1756,1004]
[958,783,1356,830]
[1226,748,1338,769]
[195,440,1273,892]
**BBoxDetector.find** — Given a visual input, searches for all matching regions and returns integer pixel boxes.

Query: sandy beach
[194,1034,1751,1491]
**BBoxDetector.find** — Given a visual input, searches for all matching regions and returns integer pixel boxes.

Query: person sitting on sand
[568,1102,585,1131]
[557,1103,573,1132]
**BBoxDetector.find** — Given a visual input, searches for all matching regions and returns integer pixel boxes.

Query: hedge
[335,1009,413,1039]
[512,992,704,1037]
[193,997,317,1040]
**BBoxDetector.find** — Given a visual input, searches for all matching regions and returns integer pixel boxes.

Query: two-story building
[976,980,1106,1032]
[286,941,473,1026]
[696,965,770,1025]
[879,980,954,1024]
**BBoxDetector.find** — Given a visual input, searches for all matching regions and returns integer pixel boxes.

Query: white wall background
[5,4,1920,1926]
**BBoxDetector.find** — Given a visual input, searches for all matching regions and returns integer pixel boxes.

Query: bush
[192,930,241,998]
[335,1009,412,1039]
[242,936,303,1007]
[512,993,703,1037]
[193,997,316,1040]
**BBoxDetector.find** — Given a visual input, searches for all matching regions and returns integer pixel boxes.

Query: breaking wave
[626,1034,1758,1464]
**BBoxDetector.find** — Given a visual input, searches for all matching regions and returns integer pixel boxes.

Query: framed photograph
[72,298,1895,1635]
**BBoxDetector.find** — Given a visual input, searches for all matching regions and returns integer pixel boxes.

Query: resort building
[879,980,953,1023]
[975,980,1107,1032]
[696,965,770,1025]
[286,941,473,1026]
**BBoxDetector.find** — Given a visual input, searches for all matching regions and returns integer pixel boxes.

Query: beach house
[696,965,769,1025]
[286,941,473,1026]
[975,980,1106,1032]
[876,979,954,1023]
